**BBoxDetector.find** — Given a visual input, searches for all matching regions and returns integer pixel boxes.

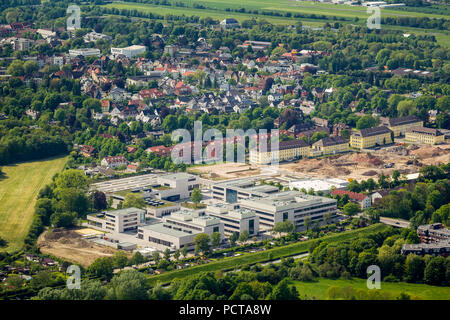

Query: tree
[273,220,295,237]
[424,256,446,285]
[239,230,250,244]
[194,233,210,256]
[397,100,416,117]
[174,249,181,261]
[88,257,114,280]
[190,188,202,205]
[54,170,89,194]
[164,248,171,261]
[23,60,39,76]
[93,191,107,211]
[152,252,161,264]
[229,232,238,247]
[303,216,311,230]
[123,193,146,209]
[50,211,77,228]
[106,270,149,300]
[130,251,146,265]
[268,278,300,300]
[181,245,188,259]
[356,115,377,130]
[112,251,129,269]
[405,254,425,283]
[211,232,221,248]
[343,202,361,217]
[7,59,24,76]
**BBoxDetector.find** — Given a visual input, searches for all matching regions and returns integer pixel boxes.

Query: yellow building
[250,139,309,164]
[311,136,350,156]
[350,126,393,149]
[405,126,445,145]
[384,115,423,137]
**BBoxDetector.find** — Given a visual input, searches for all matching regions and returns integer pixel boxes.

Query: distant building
[381,115,423,137]
[84,31,112,43]
[101,155,128,168]
[249,139,310,165]
[402,223,450,257]
[405,126,445,145]
[69,48,101,57]
[311,136,349,156]
[350,126,393,149]
[111,45,146,58]
[289,178,349,194]
[331,189,372,210]
[220,18,240,29]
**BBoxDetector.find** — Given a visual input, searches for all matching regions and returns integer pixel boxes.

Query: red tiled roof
[331,189,367,201]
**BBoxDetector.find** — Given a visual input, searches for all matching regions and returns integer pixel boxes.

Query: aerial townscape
[0,0,449,307]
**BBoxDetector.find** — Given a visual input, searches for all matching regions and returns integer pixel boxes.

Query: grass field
[0,157,68,252]
[293,278,450,300]
[147,224,388,286]
[103,1,450,46]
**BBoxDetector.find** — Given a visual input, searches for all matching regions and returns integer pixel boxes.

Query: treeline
[308,227,450,286]
[0,122,71,165]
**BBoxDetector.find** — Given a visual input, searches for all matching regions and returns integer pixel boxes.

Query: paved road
[379,217,410,228]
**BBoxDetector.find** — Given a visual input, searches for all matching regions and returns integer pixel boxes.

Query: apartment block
[311,136,349,156]
[239,191,337,231]
[350,126,393,149]
[418,223,450,244]
[87,207,146,233]
[382,115,423,137]
[249,139,309,165]
[405,126,445,145]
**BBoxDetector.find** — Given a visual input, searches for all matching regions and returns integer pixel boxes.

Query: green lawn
[147,224,388,286]
[293,278,450,300]
[0,157,68,252]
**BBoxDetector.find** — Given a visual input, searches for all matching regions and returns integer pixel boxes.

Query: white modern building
[137,210,223,250]
[151,173,200,202]
[69,48,101,57]
[239,191,338,231]
[87,207,146,233]
[288,178,349,194]
[111,45,146,58]
[211,177,279,203]
[206,203,260,236]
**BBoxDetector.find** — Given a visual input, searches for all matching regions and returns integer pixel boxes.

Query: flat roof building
[289,178,349,194]
[211,177,279,203]
[111,45,146,58]
[138,209,223,250]
[206,203,260,236]
[239,191,337,231]
[87,207,146,233]
[69,48,101,57]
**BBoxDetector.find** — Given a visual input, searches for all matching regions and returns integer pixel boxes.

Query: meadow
[103,1,450,45]
[293,278,450,300]
[0,156,67,252]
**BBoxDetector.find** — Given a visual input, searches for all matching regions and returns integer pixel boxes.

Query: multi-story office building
[151,173,199,201]
[137,210,223,250]
[382,115,423,137]
[350,126,393,149]
[206,203,259,236]
[87,207,146,233]
[249,139,310,164]
[211,177,279,203]
[405,126,445,145]
[239,191,337,231]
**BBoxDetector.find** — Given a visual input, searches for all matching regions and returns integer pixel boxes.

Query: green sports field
[293,278,450,300]
[0,157,68,252]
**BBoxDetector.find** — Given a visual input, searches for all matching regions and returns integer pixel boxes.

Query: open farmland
[103,1,450,45]
[0,157,68,252]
